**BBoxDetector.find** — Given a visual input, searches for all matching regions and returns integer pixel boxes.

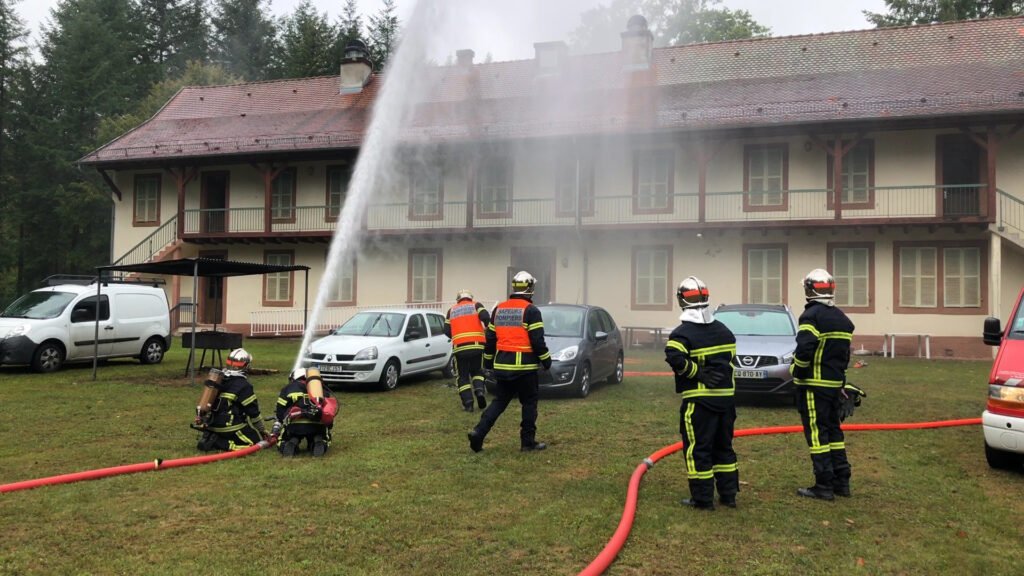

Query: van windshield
[2,291,77,320]
[1010,302,1024,338]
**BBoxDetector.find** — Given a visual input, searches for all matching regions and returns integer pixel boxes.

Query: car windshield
[538,306,585,338]
[333,312,406,337]
[1011,301,1024,336]
[1,291,77,320]
[716,309,795,336]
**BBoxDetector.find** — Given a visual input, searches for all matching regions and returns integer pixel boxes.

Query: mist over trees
[571,0,770,54]
[0,0,402,304]
[865,0,1023,26]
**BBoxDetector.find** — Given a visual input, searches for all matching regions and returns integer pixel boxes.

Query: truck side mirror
[983,317,1003,346]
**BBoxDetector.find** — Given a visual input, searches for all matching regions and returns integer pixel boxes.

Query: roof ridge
[181,73,371,91]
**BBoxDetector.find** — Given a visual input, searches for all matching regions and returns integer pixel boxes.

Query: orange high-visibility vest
[494,299,532,353]
[449,301,485,347]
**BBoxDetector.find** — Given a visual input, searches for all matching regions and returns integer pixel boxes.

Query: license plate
[318,364,345,373]
[735,369,766,379]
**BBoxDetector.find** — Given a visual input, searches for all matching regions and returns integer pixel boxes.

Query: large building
[81,16,1024,358]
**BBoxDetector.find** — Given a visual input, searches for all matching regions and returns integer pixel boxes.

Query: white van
[0,278,171,372]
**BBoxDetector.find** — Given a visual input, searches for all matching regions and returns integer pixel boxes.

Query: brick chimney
[534,41,568,75]
[456,49,475,67]
[621,14,653,70]
[340,39,373,94]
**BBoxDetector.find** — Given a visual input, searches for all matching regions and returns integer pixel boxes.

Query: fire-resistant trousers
[679,400,739,505]
[454,349,485,408]
[473,371,539,447]
[796,386,851,490]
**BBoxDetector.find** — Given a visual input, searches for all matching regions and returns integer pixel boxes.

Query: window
[827,140,874,208]
[597,309,617,332]
[944,247,981,308]
[828,244,873,310]
[556,153,595,216]
[70,296,110,323]
[632,246,672,310]
[263,251,294,306]
[133,174,161,225]
[426,313,446,336]
[477,155,512,217]
[409,162,443,219]
[898,247,937,308]
[408,249,441,303]
[406,313,427,340]
[744,144,788,210]
[326,165,351,221]
[271,169,296,222]
[745,245,786,305]
[326,252,356,305]
[633,150,674,213]
[894,243,986,314]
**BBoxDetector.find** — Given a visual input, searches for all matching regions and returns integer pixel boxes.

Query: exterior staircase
[995,189,1024,252]
[112,215,179,267]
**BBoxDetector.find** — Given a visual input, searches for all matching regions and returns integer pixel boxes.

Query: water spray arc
[293,0,448,371]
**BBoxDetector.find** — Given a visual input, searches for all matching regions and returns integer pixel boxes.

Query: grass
[0,340,1021,575]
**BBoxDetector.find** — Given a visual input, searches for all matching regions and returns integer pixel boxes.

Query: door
[401,313,442,373]
[198,251,226,325]
[201,171,229,233]
[425,312,451,370]
[937,135,984,218]
[68,295,113,359]
[510,247,556,304]
[586,308,615,380]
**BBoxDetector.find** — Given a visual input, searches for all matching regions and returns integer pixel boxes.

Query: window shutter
[920,248,936,307]
[900,248,918,306]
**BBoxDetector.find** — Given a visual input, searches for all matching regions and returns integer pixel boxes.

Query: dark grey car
[533,304,625,398]
[714,304,798,402]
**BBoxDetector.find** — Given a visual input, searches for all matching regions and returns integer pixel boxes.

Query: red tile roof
[81,17,1024,165]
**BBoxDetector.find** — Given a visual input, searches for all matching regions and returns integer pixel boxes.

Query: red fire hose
[0,438,276,494]
[577,417,982,576]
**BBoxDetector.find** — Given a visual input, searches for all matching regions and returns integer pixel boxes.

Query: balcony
[180,184,990,241]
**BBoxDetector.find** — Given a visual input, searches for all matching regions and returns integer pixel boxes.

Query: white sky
[14,0,890,60]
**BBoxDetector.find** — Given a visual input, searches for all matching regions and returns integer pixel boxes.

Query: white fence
[249,300,498,337]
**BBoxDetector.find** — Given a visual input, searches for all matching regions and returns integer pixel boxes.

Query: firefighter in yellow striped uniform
[664,277,738,510]
[445,289,491,412]
[196,348,267,452]
[792,268,856,501]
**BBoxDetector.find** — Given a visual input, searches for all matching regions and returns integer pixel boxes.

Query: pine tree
[210,0,280,80]
[138,0,210,80]
[865,0,1023,26]
[0,0,28,300]
[279,0,337,78]
[367,0,399,71]
[332,0,367,69]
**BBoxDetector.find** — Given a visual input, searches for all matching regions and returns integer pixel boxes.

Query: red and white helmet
[676,276,710,310]
[226,348,252,371]
[803,268,836,302]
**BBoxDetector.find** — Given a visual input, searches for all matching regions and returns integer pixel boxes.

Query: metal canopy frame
[94,257,311,380]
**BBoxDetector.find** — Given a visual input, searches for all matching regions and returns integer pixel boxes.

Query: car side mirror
[405,329,423,341]
[595,331,608,342]
[71,308,91,323]
[983,317,1003,346]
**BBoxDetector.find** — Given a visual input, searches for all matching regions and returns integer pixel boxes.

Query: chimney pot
[340,39,373,94]
[456,49,475,67]
[534,41,568,74]
[621,14,653,71]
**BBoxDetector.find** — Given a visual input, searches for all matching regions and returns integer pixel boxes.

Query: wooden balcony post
[986,126,998,220]
[253,163,284,234]
[167,166,197,237]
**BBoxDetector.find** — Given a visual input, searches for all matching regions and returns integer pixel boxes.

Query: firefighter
[467,271,551,453]
[445,289,490,412]
[792,268,856,501]
[664,277,738,511]
[196,348,268,451]
[270,368,337,457]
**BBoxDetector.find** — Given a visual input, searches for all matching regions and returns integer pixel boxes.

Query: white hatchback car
[303,308,454,390]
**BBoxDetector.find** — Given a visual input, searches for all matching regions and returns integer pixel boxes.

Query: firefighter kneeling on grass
[445,289,490,412]
[270,368,338,458]
[194,348,268,451]
[664,277,739,511]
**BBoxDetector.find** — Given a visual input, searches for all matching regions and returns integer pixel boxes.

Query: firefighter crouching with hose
[664,277,739,511]
[270,368,338,457]
[193,348,268,451]
[445,289,491,412]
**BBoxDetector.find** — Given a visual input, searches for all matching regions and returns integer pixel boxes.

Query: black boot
[468,430,484,453]
[521,441,547,452]
[463,403,474,413]
[718,496,737,508]
[681,498,715,510]
[797,485,835,501]
[312,436,328,457]
[833,483,851,497]
[280,438,300,457]
[196,431,217,452]
[475,391,487,410]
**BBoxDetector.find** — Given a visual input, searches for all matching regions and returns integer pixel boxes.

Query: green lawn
[1,340,1021,576]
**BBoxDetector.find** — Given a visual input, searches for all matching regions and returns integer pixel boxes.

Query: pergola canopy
[98,257,309,277]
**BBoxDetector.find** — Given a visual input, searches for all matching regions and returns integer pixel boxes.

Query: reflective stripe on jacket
[484,296,550,376]
[446,300,487,351]
[664,319,737,408]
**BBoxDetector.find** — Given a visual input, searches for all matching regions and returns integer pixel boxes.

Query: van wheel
[32,341,65,373]
[985,442,1021,470]
[378,359,400,391]
[140,337,166,365]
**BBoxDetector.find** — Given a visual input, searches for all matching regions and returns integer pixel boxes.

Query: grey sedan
[714,304,798,403]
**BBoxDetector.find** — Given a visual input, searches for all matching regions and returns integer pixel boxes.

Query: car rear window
[716,310,795,336]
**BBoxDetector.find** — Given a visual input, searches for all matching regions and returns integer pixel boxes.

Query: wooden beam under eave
[97,169,122,201]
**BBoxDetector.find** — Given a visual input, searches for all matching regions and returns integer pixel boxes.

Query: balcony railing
[181,184,989,239]
[997,189,1024,239]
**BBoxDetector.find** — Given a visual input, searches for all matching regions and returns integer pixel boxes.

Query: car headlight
[5,325,29,338]
[552,345,578,362]
[353,346,378,361]
[782,352,794,364]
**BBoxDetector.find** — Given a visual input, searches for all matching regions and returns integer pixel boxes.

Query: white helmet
[456,289,473,302]
[226,348,252,371]
[676,276,710,310]
[289,368,307,382]
[803,268,836,302]
[511,271,536,296]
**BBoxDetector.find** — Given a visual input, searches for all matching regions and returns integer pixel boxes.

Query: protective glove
[542,358,552,371]
[697,366,723,387]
